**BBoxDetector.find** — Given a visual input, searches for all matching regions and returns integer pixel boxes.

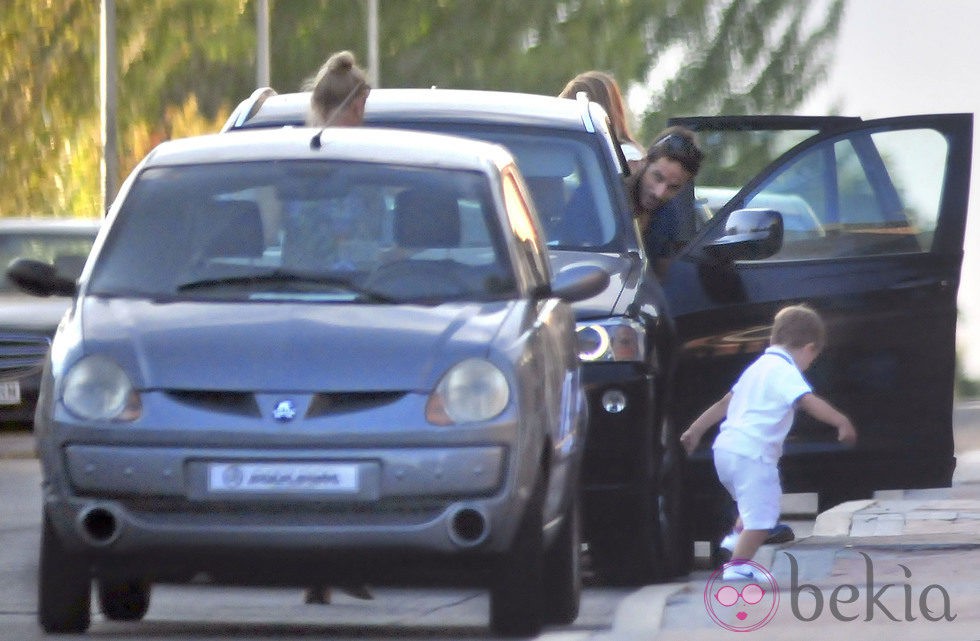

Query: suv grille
[0,332,50,378]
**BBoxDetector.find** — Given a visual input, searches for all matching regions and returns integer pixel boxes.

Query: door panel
[665,114,972,498]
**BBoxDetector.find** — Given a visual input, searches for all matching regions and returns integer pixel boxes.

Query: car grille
[0,332,50,379]
[166,390,406,418]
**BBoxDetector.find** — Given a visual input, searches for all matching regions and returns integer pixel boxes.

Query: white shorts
[713,449,781,530]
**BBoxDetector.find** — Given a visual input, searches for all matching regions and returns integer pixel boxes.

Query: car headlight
[426,358,509,425]
[61,355,141,421]
[576,319,646,362]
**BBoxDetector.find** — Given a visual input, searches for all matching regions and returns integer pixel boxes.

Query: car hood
[75,298,518,391]
[0,294,74,333]
[550,250,643,319]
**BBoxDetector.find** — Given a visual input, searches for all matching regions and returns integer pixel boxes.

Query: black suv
[224,89,973,582]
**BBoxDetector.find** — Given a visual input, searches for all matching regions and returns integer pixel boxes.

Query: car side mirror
[703,208,783,262]
[550,262,610,303]
[6,258,77,297]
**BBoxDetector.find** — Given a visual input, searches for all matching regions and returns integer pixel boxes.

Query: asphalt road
[1,400,976,640]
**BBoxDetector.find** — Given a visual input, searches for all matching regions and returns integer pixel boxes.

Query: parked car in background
[0,218,99,427]
[11,126,608,636]
[224,91,972,580]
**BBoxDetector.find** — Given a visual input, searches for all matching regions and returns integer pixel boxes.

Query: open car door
[662,114,972,537]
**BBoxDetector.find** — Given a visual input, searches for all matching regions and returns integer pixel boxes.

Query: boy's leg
[731,528,769,562]
[724,456,781,564]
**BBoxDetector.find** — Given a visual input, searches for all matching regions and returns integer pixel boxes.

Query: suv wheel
[658,437,693,577]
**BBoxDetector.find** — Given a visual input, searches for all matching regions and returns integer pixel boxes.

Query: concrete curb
[610,583,687,639]
[810,499,875,537]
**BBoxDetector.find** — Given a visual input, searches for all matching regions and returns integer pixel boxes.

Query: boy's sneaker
[714,531,738,566]
[722,562,761,581]
[720,531,739,551]
[765,523,795,544]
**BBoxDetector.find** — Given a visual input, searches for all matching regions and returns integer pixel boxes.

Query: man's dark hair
[646,125,703,177]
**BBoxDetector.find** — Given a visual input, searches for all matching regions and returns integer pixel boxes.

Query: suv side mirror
[6,258,77,297]
[703,208,783,262]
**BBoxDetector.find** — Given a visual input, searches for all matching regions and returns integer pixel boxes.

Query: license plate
[0,381,21,405]
[207,462,359,494]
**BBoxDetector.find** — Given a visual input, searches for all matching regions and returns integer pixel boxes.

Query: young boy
[680,304,857,580]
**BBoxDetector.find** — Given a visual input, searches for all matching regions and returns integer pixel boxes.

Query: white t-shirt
[712,346,813,464]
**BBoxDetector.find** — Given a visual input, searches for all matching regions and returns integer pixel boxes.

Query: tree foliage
[1,0,843,218]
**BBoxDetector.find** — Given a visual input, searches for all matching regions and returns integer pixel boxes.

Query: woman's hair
[303,50,370,126]
[771,304,826,350]
[646,125,704,177]
[559,70,640,148]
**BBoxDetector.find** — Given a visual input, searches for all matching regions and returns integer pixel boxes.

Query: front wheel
[38,512,91,634]
[489,471,546,637]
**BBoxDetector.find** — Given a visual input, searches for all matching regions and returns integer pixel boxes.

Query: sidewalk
[652,447,980,640]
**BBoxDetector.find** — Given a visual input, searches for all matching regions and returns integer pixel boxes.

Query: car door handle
[888,277,950,291]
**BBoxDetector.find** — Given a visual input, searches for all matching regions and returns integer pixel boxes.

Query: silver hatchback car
[12,127,608,636]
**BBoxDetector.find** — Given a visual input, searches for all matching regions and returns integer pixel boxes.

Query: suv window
[370,125,624,252]
[737,127,948,260]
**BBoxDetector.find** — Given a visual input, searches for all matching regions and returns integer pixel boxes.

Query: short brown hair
[771,304,825,350]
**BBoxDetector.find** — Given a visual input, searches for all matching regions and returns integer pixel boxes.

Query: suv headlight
[61,355,141,421]
[426,358,509,425]
[576,319,646,362]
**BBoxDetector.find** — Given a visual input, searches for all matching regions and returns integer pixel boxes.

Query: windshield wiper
[175,269,395,303]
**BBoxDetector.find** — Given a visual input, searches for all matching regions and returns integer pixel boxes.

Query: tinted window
[741,127,948,260]
[370,124,622,251]
[90,161,516,303]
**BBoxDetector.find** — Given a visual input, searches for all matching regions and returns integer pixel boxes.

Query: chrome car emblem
[272,400,297,422]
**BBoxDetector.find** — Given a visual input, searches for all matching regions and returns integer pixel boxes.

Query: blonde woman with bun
[304,50,371,127]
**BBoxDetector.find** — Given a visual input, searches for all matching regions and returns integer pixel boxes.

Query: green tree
[1,0,843,218]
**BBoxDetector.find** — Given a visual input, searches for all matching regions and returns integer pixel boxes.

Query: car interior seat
[203,200,265,259]
[393,187,461,249]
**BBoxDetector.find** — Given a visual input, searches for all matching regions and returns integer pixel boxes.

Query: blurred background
[3,0,977,393]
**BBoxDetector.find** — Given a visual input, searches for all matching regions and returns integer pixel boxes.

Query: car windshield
[87,161,517,304]
[0,230,95,293]
[373,125,623,252]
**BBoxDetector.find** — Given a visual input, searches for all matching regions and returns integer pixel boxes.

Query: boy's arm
[680,392,732,455]
[797,393,858,446]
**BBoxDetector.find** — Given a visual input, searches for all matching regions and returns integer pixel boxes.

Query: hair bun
[327,50,356,74]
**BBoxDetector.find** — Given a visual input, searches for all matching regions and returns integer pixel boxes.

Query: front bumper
[44,442,525,558]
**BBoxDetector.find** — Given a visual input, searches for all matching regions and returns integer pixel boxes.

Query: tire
[38,511,91,634]
[98,578,151,621]
[587,486,661,586]
[543,495,582,625]
[657,441,693,578]
[489,471,546,637]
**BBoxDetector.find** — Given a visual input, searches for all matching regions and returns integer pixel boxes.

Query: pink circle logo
[703,560,780,631]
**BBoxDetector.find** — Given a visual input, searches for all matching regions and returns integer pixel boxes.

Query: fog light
[601,389,627,413]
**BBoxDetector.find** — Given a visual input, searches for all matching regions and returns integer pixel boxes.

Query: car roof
[225,87,599,134]
[145,125,517,173]
[0,218,101,234]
